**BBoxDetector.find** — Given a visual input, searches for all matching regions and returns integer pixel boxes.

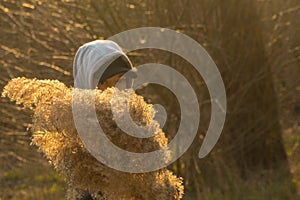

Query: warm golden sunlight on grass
[0,0,299,199]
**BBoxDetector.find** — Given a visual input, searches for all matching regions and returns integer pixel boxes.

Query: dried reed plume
[2,77,184,200]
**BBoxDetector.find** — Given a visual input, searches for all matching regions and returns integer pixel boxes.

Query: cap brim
[99,56,133,82]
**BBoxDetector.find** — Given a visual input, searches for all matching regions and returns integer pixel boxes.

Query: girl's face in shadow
[97,73,126,90]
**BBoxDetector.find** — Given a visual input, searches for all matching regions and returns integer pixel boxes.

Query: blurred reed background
[0,0,299,199]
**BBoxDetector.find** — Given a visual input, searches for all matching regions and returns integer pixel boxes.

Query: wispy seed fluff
[2,77,184,200]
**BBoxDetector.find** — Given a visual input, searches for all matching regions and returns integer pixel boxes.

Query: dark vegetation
[0,0,299,199]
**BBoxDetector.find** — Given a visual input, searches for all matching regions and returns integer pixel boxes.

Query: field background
[0,0,299,199]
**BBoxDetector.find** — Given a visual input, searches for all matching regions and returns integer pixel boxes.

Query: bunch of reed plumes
[2,77,184,200]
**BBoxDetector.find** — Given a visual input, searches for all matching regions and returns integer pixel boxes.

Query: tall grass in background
[0,0,299,199]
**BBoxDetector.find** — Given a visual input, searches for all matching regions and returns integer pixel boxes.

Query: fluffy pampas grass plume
[2,77,184,200]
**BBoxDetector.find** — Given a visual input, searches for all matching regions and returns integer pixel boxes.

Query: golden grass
[2,77,184,200]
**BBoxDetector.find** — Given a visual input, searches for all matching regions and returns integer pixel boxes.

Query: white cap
[73,40,133,89]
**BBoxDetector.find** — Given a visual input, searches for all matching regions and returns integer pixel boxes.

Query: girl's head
[73,40,135,90]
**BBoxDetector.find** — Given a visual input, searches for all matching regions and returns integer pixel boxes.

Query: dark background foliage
[0,0,299,199]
